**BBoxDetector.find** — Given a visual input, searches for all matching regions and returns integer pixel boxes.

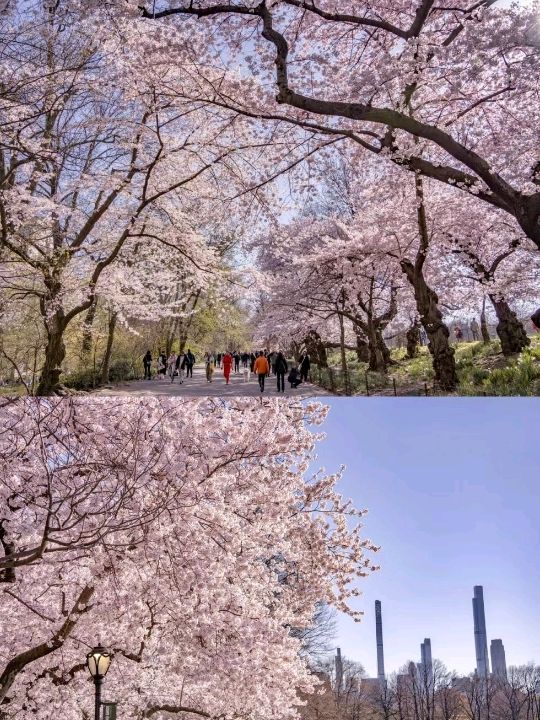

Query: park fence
[310,364,434,397]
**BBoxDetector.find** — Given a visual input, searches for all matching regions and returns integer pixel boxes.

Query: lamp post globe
[86,646,112,720]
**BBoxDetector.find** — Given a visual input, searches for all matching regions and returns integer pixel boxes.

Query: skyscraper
[420,638,433,682]
[335,647,343,692]
[472,586,490,677]
[490,639,507,680]
[375,600,385,681]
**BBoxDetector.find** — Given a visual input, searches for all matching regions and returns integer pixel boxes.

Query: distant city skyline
[313,400,540,676]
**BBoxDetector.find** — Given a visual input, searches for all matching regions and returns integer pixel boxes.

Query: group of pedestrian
[142,349,196,382]
[143,346,312,393]
[215,352,252,371]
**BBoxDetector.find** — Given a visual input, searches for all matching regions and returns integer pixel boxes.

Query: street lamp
[86,645,112,720]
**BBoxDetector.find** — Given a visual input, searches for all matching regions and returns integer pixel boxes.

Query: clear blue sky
[312,399,540,677]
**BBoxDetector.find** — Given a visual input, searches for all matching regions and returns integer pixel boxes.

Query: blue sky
[311,399,539,677]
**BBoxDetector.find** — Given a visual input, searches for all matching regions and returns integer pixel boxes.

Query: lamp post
[86,645,112,720]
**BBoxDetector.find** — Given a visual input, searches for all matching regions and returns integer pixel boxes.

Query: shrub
[63,368,99,391]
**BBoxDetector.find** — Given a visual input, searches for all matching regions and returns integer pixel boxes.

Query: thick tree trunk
[367,320,386,372]
[402,172,457,391]
[489,295,530,355]
[304,330,328,368]
[36,313,67,395]
[100,311,118,385]
[406,321,420,358]
[401,261,457,391]
[354,325,369,363]
[80,299,97,362]
[376,329,395,367]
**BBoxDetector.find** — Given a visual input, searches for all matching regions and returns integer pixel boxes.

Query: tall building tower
[375,600,385,681]
[420,638,433,682]
[472,586,490,677]
[335,647,343,692]
[490,639,507,680]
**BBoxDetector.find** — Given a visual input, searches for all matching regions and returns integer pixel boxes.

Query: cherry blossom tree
[436,200,539,355]
[128,0,540,249]
[0,5,231,393]
[0,397,379,720]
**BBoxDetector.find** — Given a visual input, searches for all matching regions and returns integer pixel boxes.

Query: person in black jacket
[299,353,310,383]
[288,367,302,389]
[274,352,288,393]
[185,349,195,378]
[143,350,152,380]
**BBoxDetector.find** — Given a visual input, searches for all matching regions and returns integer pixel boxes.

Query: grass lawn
[317,334,540,397]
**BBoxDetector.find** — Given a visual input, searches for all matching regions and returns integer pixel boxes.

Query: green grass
[319,335,540,396]
[0,384,28,397]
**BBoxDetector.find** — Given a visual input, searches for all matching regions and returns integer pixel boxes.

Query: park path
[94,364,328,398]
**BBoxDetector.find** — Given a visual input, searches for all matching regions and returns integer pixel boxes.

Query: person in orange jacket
[253,351,269,393]
[222,351,233,384]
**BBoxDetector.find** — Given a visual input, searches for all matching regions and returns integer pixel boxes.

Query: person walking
[274,351,288,393]
[222,351,233,384]
[157,351,167,380]
[167,352,177,382]
[143,350,152,380]
[217,352,222,369]
[471,318,480,341]
[299,353,311,383]
[254,351,270,393]
[174,351,185,384]
[205,353,215,383]
[250,352,256,373]
[185,349,195,378]
[234,352,240,374]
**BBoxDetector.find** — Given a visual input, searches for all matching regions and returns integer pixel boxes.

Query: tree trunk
[304,330,328,368]
[80,299,97,363]
[489,295,530,355]
[178,331,188,355]
[376,329,395,367]
[480,298,491,344]
[177,290,201,355]
[164,317,178,357]
[290,341,302,363]
[367,320,386,372]
[401,260,457,391]
[36,313,67,395]
[338,312,350,395]
[406,321,420,358]
[100,311,118,385]
[402,171,457,391]
[354,325,369,363]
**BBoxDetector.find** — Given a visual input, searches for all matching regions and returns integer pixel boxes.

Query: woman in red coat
[222,352,233,384]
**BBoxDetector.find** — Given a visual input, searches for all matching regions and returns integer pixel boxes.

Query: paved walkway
[95,365,327,397]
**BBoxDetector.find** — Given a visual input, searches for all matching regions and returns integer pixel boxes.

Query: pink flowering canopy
[99,0,540,248]
[0,398,379,720]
